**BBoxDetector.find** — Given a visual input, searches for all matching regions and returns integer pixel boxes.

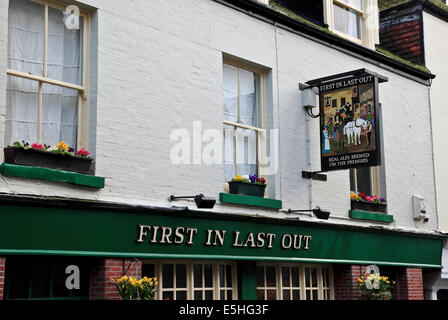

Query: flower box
[228,181,266,197]
[351,200,387,213]
[4,146,93,175]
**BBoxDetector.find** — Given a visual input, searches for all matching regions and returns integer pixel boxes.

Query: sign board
[308,70,386,172]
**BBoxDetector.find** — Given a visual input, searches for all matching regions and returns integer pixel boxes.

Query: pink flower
[76,148,90,157]
[31,143,44,150]
[365,196,374,202]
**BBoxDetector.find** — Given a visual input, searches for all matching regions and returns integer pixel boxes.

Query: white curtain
[333,4,361,40]
[6,0,82,149]
[222,64,258,182]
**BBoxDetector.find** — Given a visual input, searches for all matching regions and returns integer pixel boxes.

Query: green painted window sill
[0,163,105,189]
[349,210,394,223]
[219,193,282,210]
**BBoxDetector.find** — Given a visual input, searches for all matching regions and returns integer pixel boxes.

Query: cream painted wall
[0,0,439,235]
[423,11,448,233]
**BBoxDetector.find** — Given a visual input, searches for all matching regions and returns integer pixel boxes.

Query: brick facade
[394,267,424,300]
[334,264,365,300]
[90,258,142,300]
[379,10,424,64]
[333,264,424,300]
[0,257,5,300]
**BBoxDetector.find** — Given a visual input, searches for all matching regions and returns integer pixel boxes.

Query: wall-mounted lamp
[169,194,216,209]
[299,83,319,118]
[288,206,330,220]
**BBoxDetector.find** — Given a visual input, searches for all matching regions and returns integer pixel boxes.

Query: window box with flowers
[349,192,393,223]
[4,141,92,174]
[228,174,267,197]
[1,141,104,189]
[220,174,282,210]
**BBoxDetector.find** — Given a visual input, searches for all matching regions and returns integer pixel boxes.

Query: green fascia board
[350,210,394,223]
[220,193,282,209]
[0,163,104,189]
[0,203,442,268]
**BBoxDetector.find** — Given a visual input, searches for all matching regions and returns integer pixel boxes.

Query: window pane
[283,290,290,300]
[176,264,187,288]
[356,167,372,195]
[333,4,361,39]
[205,290,213,300]
[312,290,319,300]
[267,289,277,300]
[266,266,276,287]
[219,265,225,287]
[162,264,174,289]
[311,268,318,287]
[226,265,233,287]
[291,267,300,287]
[47,6,83,85]
[281,267,290,287]
[194,291,202,300]
[5,77,39,145]
[176,291,187,300]
[42,83,78,149]
[204,264,213,288]
[226,289,233,300]
[239,69,257,127]
[257,289,265,300]
[220,290,225,300]
[305,268,310,287]
[292,290,301,300]
[162,291,174,300]
[223,64,238,123]
[256,266,264,287]
[193,264,202,288]
[8,0,44,76]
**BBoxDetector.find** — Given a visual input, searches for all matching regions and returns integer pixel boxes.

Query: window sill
[0,163,105,189]
[349,210,394,223]
[219,193,282,209]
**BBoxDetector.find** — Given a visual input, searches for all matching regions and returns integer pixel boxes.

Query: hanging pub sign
[306,69,388,172]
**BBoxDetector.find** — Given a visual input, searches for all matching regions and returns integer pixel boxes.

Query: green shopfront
[0,196,444,300]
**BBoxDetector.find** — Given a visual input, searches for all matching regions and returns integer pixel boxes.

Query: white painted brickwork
[0,0,438,234]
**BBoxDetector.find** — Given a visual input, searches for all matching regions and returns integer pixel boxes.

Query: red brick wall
[394,267,424,300]
[0,257,5,300]
[90,258,142,300]
[333,264,366,300]
[379,12,424,64]
[333,264,424,300]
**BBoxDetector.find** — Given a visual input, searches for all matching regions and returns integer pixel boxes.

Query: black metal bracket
[302,171,327,181]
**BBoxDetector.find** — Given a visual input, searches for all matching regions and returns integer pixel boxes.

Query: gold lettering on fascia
[136,225,312,250]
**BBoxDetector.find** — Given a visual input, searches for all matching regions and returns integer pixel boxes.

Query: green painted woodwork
[349,210,394,223]
[238,261,258,300]
[0,203,443,268]
[0,163,105,189]
[219,193,282,209]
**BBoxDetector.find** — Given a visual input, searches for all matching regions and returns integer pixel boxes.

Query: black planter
[351,200,387,213]
[4,147,93,175]
[228,181,266,197]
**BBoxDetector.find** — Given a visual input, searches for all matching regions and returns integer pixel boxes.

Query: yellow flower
[153,277,158,281]
[55,141,69,152]
[155,281,159,286]
[234,175,243,181]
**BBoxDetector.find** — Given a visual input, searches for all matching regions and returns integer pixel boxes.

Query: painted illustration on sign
[318,74,381,171]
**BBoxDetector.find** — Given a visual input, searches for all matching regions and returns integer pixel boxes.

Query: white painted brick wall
[0,0,439,234]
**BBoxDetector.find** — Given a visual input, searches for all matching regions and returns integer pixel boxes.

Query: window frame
[222,56,268,186]
[256,262,334,300]
[330,0,364,44]
[6,0,91,151]
[323,0,382,49]
[142,260,238,300]
[350,166,381,196]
